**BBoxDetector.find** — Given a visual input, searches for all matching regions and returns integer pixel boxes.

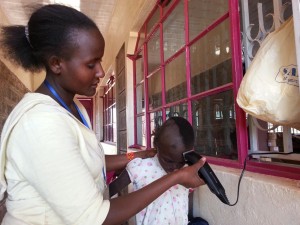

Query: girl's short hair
[154,117,195,150]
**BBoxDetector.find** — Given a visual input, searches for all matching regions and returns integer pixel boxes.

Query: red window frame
[129,0,300,180]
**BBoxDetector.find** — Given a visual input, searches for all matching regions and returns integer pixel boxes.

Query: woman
[0,4,206,225]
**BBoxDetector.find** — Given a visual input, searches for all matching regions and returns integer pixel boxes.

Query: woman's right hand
[175,157,207,188]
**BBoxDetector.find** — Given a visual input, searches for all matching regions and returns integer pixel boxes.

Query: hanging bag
[237,17,299,129]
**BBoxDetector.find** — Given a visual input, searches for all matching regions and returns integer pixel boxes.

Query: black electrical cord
[227,151,298,206]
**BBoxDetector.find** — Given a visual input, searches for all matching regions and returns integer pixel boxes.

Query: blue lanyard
[44,80,90,129]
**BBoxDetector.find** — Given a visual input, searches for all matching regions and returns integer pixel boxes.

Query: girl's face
[58,28,105,97]
[157,123,187,173]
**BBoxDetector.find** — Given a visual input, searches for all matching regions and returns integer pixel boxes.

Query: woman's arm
[103,157,206,225]
[105,149,156,172]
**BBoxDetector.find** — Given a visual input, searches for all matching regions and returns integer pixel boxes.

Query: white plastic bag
[237,17,300,129]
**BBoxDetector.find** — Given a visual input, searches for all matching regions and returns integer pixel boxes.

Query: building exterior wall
[193,165,300,225]
[0,61,28,133]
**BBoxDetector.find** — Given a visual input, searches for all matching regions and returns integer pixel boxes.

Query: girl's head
[0,4,105,96]
[154,117,195,173]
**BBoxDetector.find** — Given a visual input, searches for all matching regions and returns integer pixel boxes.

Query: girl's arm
[103,157,206,225]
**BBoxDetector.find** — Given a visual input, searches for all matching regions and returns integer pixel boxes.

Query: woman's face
[157,123,187,173]
[58,28,105,97]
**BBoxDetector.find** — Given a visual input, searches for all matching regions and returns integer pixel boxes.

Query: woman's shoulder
[12,92,60,113]
[3,93,74,135]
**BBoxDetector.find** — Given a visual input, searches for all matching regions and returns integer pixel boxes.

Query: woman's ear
[48,56,62,74]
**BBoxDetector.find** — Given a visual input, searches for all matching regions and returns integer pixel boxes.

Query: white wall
[193,165,300,225]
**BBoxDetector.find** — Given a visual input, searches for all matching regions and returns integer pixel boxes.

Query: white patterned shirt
[126,154,189,225]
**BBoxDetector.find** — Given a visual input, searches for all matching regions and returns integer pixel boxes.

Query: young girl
[110,117,197,224]
[0,4,206,225]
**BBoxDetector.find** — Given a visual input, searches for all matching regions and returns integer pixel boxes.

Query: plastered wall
[193,165,300,225]
[0,60,28,132]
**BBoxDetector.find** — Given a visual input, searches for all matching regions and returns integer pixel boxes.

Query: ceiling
[0,0,157,88]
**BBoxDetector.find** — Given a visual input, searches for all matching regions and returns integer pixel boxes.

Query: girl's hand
[175,157,207,188]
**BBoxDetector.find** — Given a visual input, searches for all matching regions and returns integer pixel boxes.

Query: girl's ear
[48,56,62,75]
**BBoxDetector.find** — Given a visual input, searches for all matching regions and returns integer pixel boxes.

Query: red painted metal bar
[160,7,167,122]
[164,47,186,66]
[160,0,180,24]
[144,40,151,148]
[228,0,248,167]
[246,161,300,180]
[184,0,193,124]
[189,12,229,46]
[189,83,233,101]
[134,2,160,53]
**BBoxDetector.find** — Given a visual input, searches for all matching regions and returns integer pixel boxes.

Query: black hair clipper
[183,150,230,205]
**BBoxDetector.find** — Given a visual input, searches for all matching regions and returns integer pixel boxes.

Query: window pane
[188,0,228,41]
[137,115,146,146]
[107,125,111,141]
[166,103,188,119]
[146,6,160,35]
[163,1,185,60]
[107,108,111,124]
[162,0,174,15]
[136,49,144,84]
[148,30,161,73]
[113,108,117,143]
[148,69,162,110]
[136,84,145,114]
[192,90,237,159]
[190,20,232,95]
[137,25,146,51]
[165,53,187,103]
[150,110,163,148]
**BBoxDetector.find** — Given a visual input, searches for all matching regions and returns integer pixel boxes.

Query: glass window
[163,0,185,60]
[188,0,228,41]
[162,0,174,15]
[190,19,232,95]
[192,90,236,159]
[136,49,144,84]
[146,6,160,35]
[136,83,145,114]
[147,29,161,74]
[166,103,188,119]
[137,115,146,146]
[136,25,146,52]
[240,0,300,171]
[103,81,116,143]
[131,0,300,179]
[148,69,162,110]
[150,110,163,148]
[165,53,187,103]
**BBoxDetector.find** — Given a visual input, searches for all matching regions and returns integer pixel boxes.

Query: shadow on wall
[0,60,29,133]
